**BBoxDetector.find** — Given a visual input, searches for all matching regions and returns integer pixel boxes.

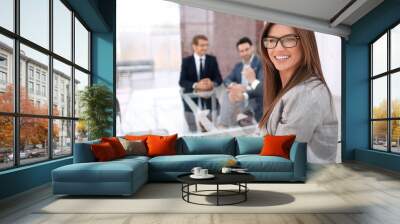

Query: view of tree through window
[371,23,400,153]
[0,0,91,170]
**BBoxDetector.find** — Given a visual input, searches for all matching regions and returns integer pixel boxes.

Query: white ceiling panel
[166,0,384,38]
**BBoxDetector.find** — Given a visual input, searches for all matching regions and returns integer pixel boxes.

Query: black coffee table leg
[245,183,247,201]
[216,184,219,206]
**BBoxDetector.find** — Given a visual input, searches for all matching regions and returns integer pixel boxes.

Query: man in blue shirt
[219,37,264,127]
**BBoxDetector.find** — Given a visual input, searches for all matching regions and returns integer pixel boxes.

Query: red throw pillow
[101,137,126,158]
[260,135,296,159]
[91,142,117,161]
[146,134,178,157]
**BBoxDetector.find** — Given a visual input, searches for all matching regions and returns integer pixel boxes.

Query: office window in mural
[116,0,342,163]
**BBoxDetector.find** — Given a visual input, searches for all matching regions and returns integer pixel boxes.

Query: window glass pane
[391,24,400,70]
[75,120,88,143]
[74,69,89,118]
[372,121,388,151]
[372,76,387,119]
[391,120,400,153]
[372,33,387,76]
[53,0,72,60]
[391,72,400,118]
[75,18,89,70]
[20,117,49,165]
[20,44,49,115]
[20,0,49,49]
[53,119,72,157]
[0,116,13,170]
[53,59,72,117]
[0,35,14,112]
[0,0,14,31]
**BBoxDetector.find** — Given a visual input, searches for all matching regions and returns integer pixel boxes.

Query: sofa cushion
[179,136,235,155]
[260,135,296,159]
[147,134,178,157]
[53,158,147,183]
[148,154,235,172]
[101,137,127,158]
[91,142,118,161]
[236,136,263,155]
[236,155,293,172]
[118,138,147,156]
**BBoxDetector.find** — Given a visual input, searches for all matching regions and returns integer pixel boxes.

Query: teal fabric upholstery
[73,140,100,163]
[235,136,263,155]
[52,158,148,195]
[289,142,307,181]
[53,137,307,196]
[149,154,234,172]
[236,155,293,172]
[178,136,235,155]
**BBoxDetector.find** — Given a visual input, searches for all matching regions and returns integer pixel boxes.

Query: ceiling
[166,0,384,38]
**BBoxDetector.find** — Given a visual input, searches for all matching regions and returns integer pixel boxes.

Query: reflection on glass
[372,76,387,119]
[372,121,388,151]
[20,0,49,49]
[372,33,387,76]
[53,119,72,157]
[391,72,400,118]
[0,34,14,112]
[20,117,49,165]
[53,0,72,60]
[75,120,88,143]
[391,24,400,70]
[53,59,72,117]
[74,69,89,118]
[0,116,13,170]
[20,44,49,115]
[391,120,400,153]
[75,18,89,70]
[0,0,14,31]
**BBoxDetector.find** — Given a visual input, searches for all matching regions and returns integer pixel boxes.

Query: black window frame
[370,20,400,154]
[0,0,92,171]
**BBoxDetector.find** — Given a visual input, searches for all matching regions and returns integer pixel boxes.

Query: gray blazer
[262,77,338,163]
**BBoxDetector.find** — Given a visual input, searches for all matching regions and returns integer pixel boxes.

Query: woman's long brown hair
[258,23,331,129]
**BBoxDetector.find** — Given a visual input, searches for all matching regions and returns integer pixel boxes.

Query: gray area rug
[38,183,362,214]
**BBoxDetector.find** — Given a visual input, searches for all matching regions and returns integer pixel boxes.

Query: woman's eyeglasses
[263,34,300,49]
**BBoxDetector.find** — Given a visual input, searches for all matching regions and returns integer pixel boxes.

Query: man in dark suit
[219,37,264,127]
[179,34,222,132]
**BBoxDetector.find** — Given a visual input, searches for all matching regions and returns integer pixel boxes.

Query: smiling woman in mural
[258,23,338,163]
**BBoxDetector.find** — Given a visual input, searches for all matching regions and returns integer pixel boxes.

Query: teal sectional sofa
[52,136,307,196]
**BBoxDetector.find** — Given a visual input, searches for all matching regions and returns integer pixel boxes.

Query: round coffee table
[177,172,255,206]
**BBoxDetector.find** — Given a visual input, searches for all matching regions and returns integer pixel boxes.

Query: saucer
[190,174,215,179]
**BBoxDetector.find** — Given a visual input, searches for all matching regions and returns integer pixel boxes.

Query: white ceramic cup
[191,167,202,176]
[200,169,208,176]
[221,167,232,174]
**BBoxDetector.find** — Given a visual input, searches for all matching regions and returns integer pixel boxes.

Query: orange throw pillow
[146,134,178,157]
[260,135,296,159]
[91,142,117,161]
[101,137,127,158]
[125,135,150,141]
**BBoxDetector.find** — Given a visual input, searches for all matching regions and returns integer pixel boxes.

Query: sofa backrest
[177,136,236,155]
[235,136,263,155]
[73,139,100,163]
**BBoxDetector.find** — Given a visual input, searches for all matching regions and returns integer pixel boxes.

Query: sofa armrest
[73,140,100,163]
[289,142,307,181]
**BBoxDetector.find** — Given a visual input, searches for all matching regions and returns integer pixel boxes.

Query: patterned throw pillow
[118,137,147,156]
